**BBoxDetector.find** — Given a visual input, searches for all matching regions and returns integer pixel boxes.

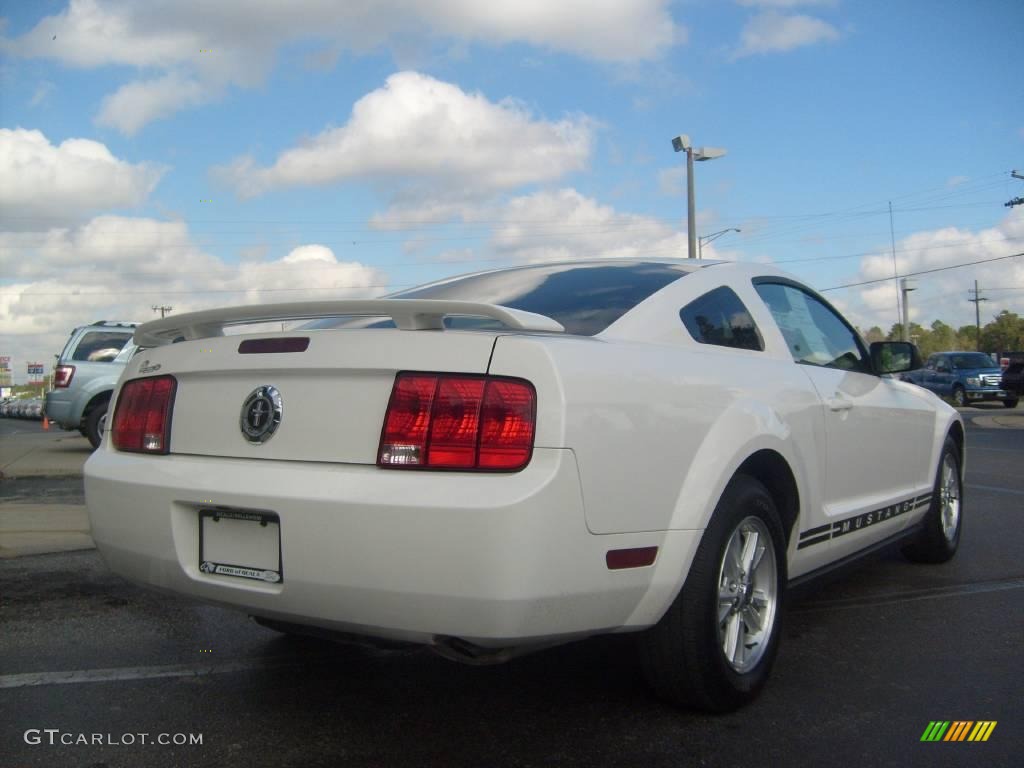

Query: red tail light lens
[54,365,75,388]
[111,375,177,453]
[378,373,536,471]
[379,375,437,466]
[479,380,536,469]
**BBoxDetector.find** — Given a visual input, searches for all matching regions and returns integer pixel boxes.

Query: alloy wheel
[716,516,778,673]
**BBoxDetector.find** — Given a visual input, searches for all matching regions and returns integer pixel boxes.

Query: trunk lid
[126,329,500,464]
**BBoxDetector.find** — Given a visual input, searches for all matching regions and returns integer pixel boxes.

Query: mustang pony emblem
[239,386,282,444]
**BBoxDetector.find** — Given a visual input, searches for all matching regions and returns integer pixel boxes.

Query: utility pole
[967,281,987,352]
[151,305,173,318]
[1006,170,1024,208]
[889,202,902,338]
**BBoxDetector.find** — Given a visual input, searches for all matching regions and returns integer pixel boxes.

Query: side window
[680,286,763,351]
[754,282,868,372]
[72,332,133,363]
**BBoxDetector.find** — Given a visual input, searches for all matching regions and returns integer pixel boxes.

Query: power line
[2,283,408,297]
[819,251,1024,292]
[5,234,1022,284]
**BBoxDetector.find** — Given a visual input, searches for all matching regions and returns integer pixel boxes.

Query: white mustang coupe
[85,259,963,711]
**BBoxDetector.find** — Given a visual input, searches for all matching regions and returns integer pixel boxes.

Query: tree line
[859,310,1024,358]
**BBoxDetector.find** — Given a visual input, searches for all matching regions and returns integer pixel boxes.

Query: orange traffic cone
[42,414,50,431]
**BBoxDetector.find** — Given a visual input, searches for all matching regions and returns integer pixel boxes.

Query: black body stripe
[797,534,831,550]
[796,493,928,550]
[799,523,831,539]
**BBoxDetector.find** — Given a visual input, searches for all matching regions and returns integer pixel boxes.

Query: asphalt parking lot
[1,410,1021,768]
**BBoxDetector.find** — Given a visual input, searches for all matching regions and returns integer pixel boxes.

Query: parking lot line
[792,576,1024,613]
[0,655,334,690]
[967,483,1024,496]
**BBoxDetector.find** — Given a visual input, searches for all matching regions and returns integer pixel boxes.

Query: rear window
[305,261,691,336]
[71,331,133,362]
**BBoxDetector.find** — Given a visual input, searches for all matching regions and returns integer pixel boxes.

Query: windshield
[303,261,691,336]
[949,353,996,369]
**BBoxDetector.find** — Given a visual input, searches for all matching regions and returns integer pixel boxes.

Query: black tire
[903,436,963,564]
[951,386,966,408]
[1004,398,1019,409]
[638,475,786,712]
[84,401,108,450]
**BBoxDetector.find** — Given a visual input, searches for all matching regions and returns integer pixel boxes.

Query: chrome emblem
[240,385,282,445]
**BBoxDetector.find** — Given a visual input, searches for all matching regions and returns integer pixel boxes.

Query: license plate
[199,509,282,583]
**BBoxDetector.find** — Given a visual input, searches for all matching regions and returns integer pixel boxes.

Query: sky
[1,0,1022,383]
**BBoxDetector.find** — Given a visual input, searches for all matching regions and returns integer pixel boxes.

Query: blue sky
[1,0,1022,381]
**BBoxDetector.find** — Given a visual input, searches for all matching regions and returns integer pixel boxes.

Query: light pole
[900,277,916,343]
[698,228,741,260]
[672,135,727,259]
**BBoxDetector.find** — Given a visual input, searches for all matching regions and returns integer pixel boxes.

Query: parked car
[85,259,962,712]
[26,398,44,420]
[901,351,1013,407]
[1001,362,1023,408]
[45,321,139,448]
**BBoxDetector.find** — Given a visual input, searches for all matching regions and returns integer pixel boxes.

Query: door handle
[827,396,854,412]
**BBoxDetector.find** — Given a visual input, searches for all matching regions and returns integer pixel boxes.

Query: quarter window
[754,282,867,372]
[680,287,763,351]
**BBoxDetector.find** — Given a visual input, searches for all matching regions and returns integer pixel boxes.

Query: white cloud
[838,209,1024,330]
[737,1,837,7]
[491,188,687,263]
[2,0,680,133]
[214,71,593,198]
[734,11,840,57]
[29,81,55,107]
[0,128,165,228]
[0,216,386,377]
[658,166,687,197]
[96,73,214,136]
[370,199,494,231]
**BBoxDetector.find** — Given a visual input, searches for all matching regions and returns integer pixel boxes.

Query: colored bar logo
[921,721,997,742]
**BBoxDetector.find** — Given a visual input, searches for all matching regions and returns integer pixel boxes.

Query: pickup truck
[903,351,1016,408]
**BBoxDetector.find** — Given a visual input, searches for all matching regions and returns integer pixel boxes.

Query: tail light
[111,375,177,453]
[54,365,75,388]
[378,373,536,471]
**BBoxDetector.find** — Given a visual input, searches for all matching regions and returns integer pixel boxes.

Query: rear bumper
[84,448,697,646]
[43,391,77,429]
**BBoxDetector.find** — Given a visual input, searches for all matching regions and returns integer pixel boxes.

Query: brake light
[378,373,536,471]
[111,375,177,453]
[54,365,75,388]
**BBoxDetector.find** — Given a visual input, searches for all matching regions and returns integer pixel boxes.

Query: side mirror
[870,341,923,375]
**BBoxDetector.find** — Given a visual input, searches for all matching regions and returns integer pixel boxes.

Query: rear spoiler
[133,299,565,347]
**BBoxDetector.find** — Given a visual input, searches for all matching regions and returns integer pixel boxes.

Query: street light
[698,227,741,260]
[672,135,727,259]
[900,277,916,343]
